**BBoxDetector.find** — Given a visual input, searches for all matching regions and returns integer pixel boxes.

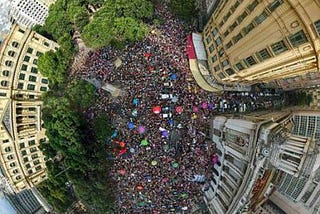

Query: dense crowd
[76,3,220,213]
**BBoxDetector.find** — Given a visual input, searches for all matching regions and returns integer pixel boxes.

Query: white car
[164,82,173,87]
[161,113,172,118]
[160,94,173,99]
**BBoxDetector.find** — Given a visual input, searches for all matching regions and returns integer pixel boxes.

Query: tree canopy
[169,0,198,21]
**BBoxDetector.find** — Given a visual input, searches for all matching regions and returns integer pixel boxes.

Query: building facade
[0,24,58,192]
[9,0,56,28]
[198,0,320,91]
[205,110,320,214]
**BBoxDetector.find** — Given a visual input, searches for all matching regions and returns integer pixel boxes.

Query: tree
[66,80,96,111]
[67,2,90,32]
[169,0,198,21]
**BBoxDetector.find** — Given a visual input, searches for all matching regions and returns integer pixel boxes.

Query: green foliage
[169,0,198,21]
[66,80,96,111]
[93,114,112,144]
[82,0,153,49]
[287,91,313,106]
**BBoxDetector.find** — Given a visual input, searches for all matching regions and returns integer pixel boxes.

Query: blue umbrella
[111,130,118,138]
[170,73,177,80]
[168,119,174,126]
[128,122,135,130]
[133,98,139,106]
[161,130,169,137]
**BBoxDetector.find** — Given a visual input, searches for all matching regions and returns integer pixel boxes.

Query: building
[192,0,320,91]
[8,0,56,28]
[204,110,320,214]
[0,187,51,213]
[0,23,58,192]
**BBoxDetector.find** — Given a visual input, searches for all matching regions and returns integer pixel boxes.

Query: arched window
[5,61,13,67]
[9,162,16,167]
[15,175,21,180]
[1,81,9,87]
[2,70,9,77]
[213,167,219,176]
[12,41,19,48]
[13,169,18,174]
[8,50,16,57]
[7,155,14,160]
[4,147,11,152]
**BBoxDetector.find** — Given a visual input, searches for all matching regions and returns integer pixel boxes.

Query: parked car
[160,94,173,99]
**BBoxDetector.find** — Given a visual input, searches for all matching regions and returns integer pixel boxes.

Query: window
[28,169,33,175]
[41,79,48,84]
[36,51,43,57]
[4,147,11,152]
[28,140,36,146]
[35,166,42,171]
[2,70,9,76]
[13,169,18,174]
[30,147,37,153]
[254,11,268,25]
[218,72,226,79]
[43,41,50,47]
[245,56,257,66]
[226,41,233,49]
[18,28,25,34]
[21,64,28,71]
[257,48,271,61]
[7,155,14,160]
[288,30,308,47]
[31,67,38,74]
[9,162,16,167]
[223,30,229,38]
[247,0,259,12]
[219,49,225,57]
[233,33,243,43]
[16,176,22,180]
[211,55,217,63]
[3,139,9,143]
[29,75,37,82]
[0,92,6,97]
[33,160,40,165]
[8,50,16,57]
[5,61,13,67]
[226,68,235,75]
[223,12,232,22]
[236,62,245,70]
[268,0,283,12]
[19,143,25,149]
[237,11,248,24]
[26,164,31,169]
[206,36,212,44]
[209,45,215,53]
[31,154,38,159]
[33,59,38,65]
[314,20,320,35]
[19,73,25,80]
[244,23,255,35]
[23,157,29,163]
[27,84,35,91]
[24,56,31,62]
[230,21,238,31]
[212,28,218,37]
[17,83,24,89]
[271,40,288,55]
[221,60,229,67]
[21,150,27,156]
[40,87,47,92]
[12,42,19,48]
[27,47,33,54]
[215,37,222,46]
[1,81,8,87]
[214,65,220,72]
[219,21,224,28]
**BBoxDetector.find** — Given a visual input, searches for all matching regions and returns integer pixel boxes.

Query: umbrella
[130,148,135,153]
[202,102,208,109]
[140,139,149,146]
[114,57,122,68]
[138,125,146,134]
[145,53,151,58]
[132,109,138,117]
[151,160,157,166]
[170,73,178,80]
[111,130,118,138]
[168,118,174,126]
[119,142,125,147]
[176,106,183,114]
[137,185,143,190]
[133,98,139,106]
[172,162,179,168]
[152,106,161,114]
[161,130,169,137]
[163,144,169,151]
[128,122,135,130]
[192,106,199,112]
[171,96,178,103]
[208,102,214,109]
[119,148,127,156]
[119,169,126,175]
